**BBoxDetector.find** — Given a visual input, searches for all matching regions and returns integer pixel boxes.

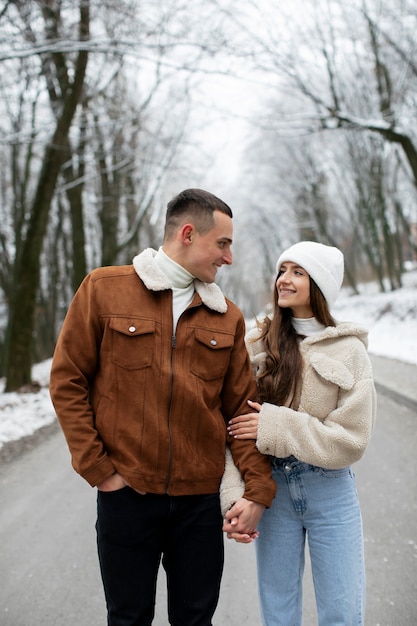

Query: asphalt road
[0,358,416,625]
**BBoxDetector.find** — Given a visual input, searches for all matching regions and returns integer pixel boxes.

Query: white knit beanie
[276,241,344,309]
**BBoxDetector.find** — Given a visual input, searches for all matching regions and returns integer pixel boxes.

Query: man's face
[185,210,233,283]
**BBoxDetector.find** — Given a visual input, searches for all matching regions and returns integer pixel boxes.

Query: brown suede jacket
[49,248,276,507]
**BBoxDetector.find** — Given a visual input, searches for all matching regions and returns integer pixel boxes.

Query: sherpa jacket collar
[132,248,228,314]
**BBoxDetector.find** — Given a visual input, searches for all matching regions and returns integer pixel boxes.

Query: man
[50,188,276,626]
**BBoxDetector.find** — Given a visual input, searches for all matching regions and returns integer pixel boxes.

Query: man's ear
[180,223,194,245]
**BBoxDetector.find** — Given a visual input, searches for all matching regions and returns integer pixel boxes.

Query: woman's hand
[227,400,261,439]
[225,529,260,544]
[222,498,264,543]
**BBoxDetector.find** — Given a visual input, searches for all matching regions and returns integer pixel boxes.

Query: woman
[221,241,376,626]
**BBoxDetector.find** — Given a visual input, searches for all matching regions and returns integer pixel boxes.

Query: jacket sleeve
[219,446,245,516]
[49,274,116,486]
[256,341,377,469]
[221,313,276,508]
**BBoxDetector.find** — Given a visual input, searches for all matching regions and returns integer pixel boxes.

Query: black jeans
[96,489,224,626]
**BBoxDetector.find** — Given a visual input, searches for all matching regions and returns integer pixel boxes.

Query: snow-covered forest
[1,0,416,392]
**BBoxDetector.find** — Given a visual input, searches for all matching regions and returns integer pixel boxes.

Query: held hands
[227,400,261,440]
[222,498,265,544]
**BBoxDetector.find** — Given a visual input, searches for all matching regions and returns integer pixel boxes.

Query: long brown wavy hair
[254,276,336,406]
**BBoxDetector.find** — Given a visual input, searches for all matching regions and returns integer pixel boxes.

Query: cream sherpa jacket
[220,322,377,514]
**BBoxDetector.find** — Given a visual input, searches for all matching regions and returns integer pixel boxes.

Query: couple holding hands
[50,188,376,626]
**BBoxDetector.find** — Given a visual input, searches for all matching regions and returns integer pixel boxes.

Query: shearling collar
[246,321,369,351]
[245,321,369,383]
[132,248,228,314]
[301,322,369,349]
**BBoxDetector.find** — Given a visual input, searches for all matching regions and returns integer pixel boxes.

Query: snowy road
[0,358,416,625]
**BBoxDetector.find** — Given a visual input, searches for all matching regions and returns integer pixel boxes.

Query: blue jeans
[256,457,365,626]
[96,489,224,625]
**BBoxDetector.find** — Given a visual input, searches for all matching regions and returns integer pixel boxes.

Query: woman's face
[276,261,313,318]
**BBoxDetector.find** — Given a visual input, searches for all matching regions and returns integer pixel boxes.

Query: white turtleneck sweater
[291,316,326,337]
[154,247,195,331]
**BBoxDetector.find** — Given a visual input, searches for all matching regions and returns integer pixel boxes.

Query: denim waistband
[270,456,351,475]
[270,456,324,473]
[270,455,298,469]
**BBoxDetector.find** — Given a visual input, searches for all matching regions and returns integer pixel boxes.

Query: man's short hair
[164,189,233,240]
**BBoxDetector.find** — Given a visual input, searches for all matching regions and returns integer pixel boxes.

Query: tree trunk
[4,2,89,391]
[62,113,88,292]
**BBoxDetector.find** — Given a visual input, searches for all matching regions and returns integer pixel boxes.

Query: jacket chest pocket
[110,318,155,370]
[191,328,234,380]
[302,370,340,419]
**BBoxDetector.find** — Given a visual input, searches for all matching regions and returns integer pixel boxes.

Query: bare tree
[0,0,235,390]
[213,0,417,297]
[3,0,90,391]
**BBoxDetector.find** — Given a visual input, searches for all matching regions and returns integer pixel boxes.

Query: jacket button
[210,339,217,346]
[129,326,136,333]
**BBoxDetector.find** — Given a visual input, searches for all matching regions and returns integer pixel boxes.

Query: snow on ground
[1,268,417,450]
[0,360,55,449]
[333,266,417,365]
